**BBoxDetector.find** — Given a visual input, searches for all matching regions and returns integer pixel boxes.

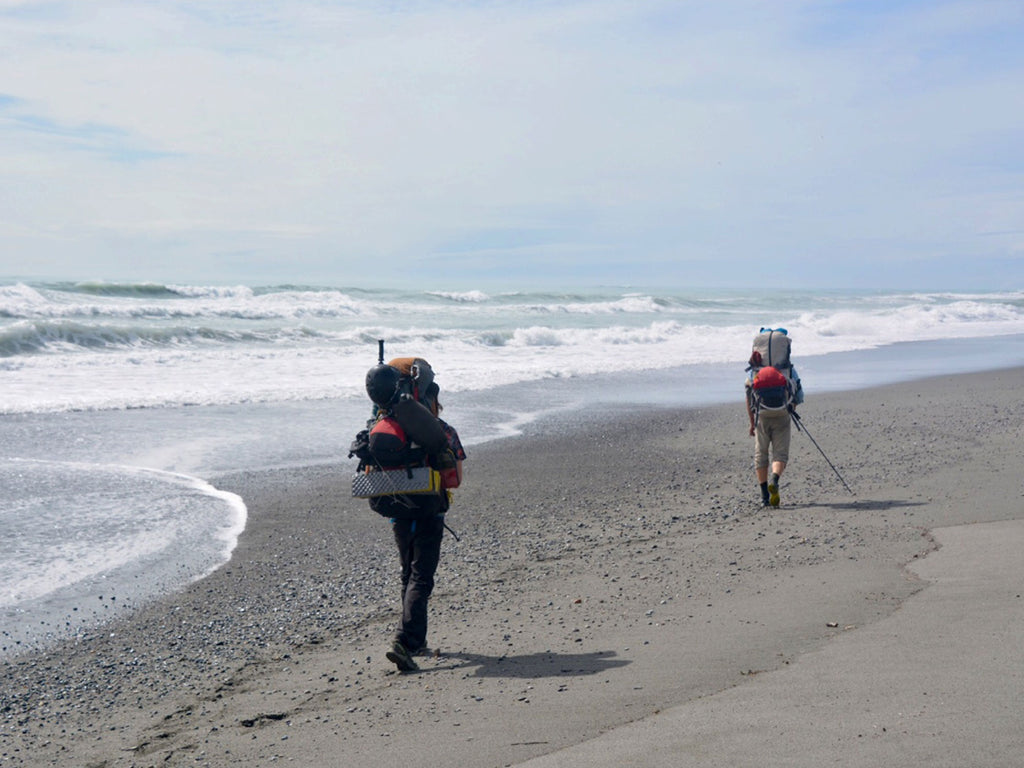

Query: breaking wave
[1,281,1022,414]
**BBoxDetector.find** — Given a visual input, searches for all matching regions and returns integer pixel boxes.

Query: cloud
[0,0,1022,288]
[0,95,174,165]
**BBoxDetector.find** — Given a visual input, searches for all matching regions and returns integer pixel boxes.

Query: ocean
[2,281,1023,657]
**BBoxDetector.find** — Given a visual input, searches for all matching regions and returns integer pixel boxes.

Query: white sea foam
[0,459,246,652]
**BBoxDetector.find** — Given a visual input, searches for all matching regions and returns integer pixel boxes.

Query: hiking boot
[770,475,782,512]
[386,640,419,672]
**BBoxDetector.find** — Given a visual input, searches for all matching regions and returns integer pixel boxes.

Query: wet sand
[1,367,1022,767]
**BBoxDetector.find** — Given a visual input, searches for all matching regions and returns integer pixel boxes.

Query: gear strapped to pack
[749,365,793,427]
[349,345,464,516]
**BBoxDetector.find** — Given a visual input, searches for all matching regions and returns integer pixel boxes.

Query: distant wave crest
[427,290,491,303]
[0,283,368,322]
[0,318,324,357]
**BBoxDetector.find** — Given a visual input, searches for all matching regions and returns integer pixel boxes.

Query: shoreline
[2,367,1022,766]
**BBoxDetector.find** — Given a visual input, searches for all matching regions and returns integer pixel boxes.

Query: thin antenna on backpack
[377,339,385,365]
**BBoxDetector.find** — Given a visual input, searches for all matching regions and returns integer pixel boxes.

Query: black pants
[392,514,444,651]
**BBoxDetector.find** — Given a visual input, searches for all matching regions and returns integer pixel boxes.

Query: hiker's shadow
[430,649,631,678]
[788,499,927,512]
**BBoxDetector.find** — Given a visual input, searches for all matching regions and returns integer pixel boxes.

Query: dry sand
[1,367,1022,767]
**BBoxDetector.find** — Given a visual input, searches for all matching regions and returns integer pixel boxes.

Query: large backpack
[746,328,804,416]
[350,355,459,512]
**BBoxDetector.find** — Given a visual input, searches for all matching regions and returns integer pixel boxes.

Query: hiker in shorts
[744,327,803,508]
[746,373,791,507]
[355,357,466,672]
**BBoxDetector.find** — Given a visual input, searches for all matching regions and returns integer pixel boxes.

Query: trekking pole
[789,409,855,496]
[443,520,461,542]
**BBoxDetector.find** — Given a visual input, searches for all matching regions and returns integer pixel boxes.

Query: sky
[1,0,1023,291]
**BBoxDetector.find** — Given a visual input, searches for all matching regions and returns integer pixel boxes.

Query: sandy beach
[2,366,1022,767]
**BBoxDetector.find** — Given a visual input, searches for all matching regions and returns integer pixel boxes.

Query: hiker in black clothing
[354,356,465,672]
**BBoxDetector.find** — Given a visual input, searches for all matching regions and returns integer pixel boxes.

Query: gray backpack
[746,328,804,406]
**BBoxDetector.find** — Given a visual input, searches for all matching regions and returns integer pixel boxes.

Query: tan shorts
[754,410,791,469]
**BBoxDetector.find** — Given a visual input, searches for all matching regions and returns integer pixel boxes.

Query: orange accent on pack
[371,415,407,443]
[387,357,420,376]
[752,366,787,390]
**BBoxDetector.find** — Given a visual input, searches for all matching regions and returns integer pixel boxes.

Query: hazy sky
[2,1,1022,290]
